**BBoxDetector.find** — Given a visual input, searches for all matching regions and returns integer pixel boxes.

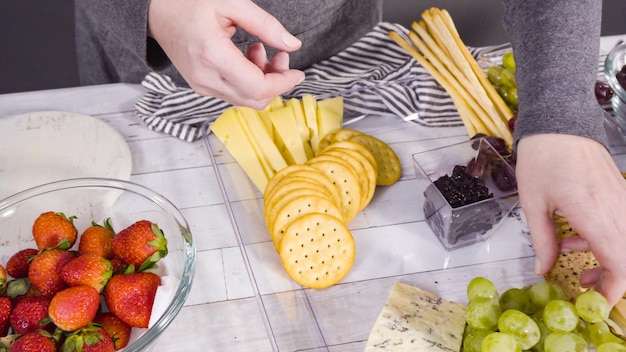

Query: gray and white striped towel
[133,22,496,142]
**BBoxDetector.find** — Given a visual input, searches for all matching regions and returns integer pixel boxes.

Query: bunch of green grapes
[487,51,518,112]
[461,277,623,352]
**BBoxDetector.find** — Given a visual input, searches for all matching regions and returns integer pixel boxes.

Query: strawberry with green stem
[60,254,113,293]
[28,245,75,298]
[103,271,160,328]
[49,285,101,332]
[32,211,78,250]
[10,330,57,352]
[6,248,39,279]
[9,296,52,334]
[111,220,167,271]
[78,218,115,259]
[93,313,131,350]
[62,323,115,352]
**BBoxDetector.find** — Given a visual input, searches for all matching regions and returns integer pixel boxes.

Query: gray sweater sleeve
[74,0,183,85]
[74,0,382,87]
[501,0,608,148]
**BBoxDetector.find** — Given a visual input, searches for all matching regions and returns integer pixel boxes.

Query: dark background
[1,1,624,94]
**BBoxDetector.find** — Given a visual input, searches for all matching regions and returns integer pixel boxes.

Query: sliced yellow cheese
[233,109,274,179]
[316,96,343,143]
[365,282,466,351]
[270,106,308,164]
[286,98,314,160]
[302,95,320,152]
[268,96,284,111]
[257,109,274,140]
[210,107,270,191]
[237,106,288,173]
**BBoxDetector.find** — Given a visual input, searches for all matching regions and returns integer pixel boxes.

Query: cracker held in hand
[544,214,599,302]
[279,212,356,289]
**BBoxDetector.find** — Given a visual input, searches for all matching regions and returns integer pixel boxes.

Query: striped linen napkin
[134,22,496,142]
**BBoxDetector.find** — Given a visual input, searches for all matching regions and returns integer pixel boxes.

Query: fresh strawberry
[32,211,78,250]
[0,265,6,296]
[10,330,57,352]
[0,297,11,336]
[60,254,113,293]
[28,248,76,298]
[111,220,167,271]
[78,219,115,259]
[49,285,101,332]
[93,312,131,350]
[6,248,39,279]
[103,272,160,328]
[62,323,115,352]
[9,296,51,334]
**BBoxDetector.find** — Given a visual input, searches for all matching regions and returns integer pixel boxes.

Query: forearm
[502,0,607,148]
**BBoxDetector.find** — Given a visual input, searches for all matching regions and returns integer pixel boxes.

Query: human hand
[147,0,305,109]
[516,133,626,306]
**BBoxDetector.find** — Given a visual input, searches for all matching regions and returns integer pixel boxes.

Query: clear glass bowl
[413,138,519,250]
[0,178,196,351]
[605,42,626,127]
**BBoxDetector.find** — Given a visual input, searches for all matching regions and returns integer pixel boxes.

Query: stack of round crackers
[263,129,401,289]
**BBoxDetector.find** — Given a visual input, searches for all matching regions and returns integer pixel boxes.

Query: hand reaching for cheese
[147,0,305,110]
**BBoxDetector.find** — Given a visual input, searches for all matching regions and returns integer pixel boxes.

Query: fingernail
[534,257,542,275]
[282,32,301,48]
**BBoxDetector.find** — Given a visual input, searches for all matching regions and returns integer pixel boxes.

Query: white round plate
[0,110,132,199]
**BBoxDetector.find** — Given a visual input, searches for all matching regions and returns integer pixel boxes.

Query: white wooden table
[1,35,625,352]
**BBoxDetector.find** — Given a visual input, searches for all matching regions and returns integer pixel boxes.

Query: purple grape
[595,81,614,104]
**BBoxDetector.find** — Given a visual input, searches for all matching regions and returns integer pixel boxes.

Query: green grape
[465,299,502,330]
[467,277,499,302]
[588,321,625,346]
[531,315,551,352]
[500,288,533,314]
[543,331,589,352]
[487,65,505,86]
[575,290,610,323]
[502,51,516,74]
[506,87,518,108]
[597,342,626,352]
[481,332,521,352]
[500,69,517,88]
[462,328,493,352]
[497,309,541,349]
[543,299,580,332]
[528,281,566,307]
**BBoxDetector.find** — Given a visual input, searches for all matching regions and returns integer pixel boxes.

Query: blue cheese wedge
[365,282,466,351]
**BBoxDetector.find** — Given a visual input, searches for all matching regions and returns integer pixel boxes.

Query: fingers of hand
[228,0,301,51]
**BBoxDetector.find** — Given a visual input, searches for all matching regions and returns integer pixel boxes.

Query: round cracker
[320,140,378,177]
[306,154,362,222]
[271,194,344,250]
[265,164,322,198]
[316,132,336,156]
[321,147,377,209]
[264,177,333,226]
[264,187,335,237]
[279,212,356,289]
[320,148,371,210]
[264,174,331,207]
[330,129,364,143]
[348,134,401,186]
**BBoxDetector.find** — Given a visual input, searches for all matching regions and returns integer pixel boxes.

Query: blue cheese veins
[365,282,466,351]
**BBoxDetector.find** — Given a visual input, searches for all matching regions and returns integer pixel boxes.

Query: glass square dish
[413,138,519,250]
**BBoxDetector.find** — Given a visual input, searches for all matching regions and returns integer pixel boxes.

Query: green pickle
[502,51,516,74]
